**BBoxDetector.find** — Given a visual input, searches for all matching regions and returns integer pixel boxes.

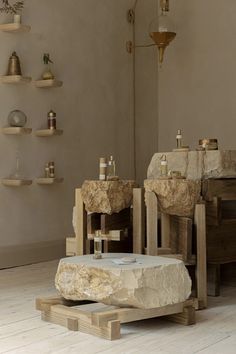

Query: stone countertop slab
[144,179,201,217]
[55,253,191,309]
[147,150,236,180]
[81,180,137,214]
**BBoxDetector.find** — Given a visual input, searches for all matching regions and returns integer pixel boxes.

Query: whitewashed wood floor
[0,260,236,354]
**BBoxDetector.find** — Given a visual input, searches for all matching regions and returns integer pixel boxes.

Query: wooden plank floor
[0,260,235,354]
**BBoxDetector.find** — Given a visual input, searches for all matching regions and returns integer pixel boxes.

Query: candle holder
[93,230,102,259]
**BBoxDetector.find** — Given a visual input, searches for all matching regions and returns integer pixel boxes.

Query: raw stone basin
[81,180,137,214]
[55,253,192,309]
[144,178,201,217]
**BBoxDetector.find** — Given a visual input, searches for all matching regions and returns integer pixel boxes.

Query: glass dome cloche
[8,110,27,127]
[149,0,176,65]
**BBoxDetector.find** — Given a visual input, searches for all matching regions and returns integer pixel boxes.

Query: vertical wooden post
[161,213,170,248]
[207,263,220,297]
[103,240,109,253]
[146,191,158,256]
[75,189,87,255]
[194,203,207,309]
[133,188,145,254]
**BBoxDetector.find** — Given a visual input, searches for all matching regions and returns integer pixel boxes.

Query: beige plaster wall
[158,0,236,152]
[135,0,159,183]
[0,0,135,264]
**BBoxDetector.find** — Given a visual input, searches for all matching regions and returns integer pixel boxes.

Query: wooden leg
[207,263,221,296]
[167,305,196,326]
[41,307,121,340]
[86,240,92,255]
[146,191,158,256]
[161,213,170,248]
[103,240,109,253]
[194,203,207,309]
[171,216,192,262]
[75,189,87,255]
[87,213,100,237]
[133,188,145,254]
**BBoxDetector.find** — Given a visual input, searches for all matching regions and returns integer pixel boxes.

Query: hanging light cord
[131,0,156,181]
[131,0,138,181]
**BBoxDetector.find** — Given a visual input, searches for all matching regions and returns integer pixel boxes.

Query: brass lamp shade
[149,0,176,65]
[150,31,176,64]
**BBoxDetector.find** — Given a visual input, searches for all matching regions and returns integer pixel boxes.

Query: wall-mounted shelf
[1,127,32,135]
[34,79,63,88]
[35,129,63,137]
[2,178,32,187]
[35,177,64,185]
[0,75,32,84]
[0,23,31,33]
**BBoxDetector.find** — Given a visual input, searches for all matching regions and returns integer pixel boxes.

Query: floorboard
[0,260,235,354]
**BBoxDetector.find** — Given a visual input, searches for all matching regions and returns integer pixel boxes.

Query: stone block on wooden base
[81,180,137,214]
[55,253,192,309]
[148,150,236,180]
[144,179,201,217]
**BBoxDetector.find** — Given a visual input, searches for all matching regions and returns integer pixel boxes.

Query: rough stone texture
[55,253,192,309]
[147,150,236,180]
[81,180,137,214]
[144,179,201,217]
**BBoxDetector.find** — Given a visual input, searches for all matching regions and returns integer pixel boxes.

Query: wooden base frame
[36,296,196,341]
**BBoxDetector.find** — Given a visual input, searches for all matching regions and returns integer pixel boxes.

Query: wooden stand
[36,296,195,341]
[145,191,207,309]
[66,188,135,256]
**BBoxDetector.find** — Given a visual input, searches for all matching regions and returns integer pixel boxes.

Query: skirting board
[0,239,66,269]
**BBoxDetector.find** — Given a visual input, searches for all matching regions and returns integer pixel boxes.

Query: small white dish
[120,257,136,264]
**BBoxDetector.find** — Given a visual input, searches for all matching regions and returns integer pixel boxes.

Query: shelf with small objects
[0,1,30,32]
[0,75,31,84]
[34,54,63,88]
[1,178,32,187]
[35,177,64,185]
[1,127,32,135]
[1,110,32,135]
[34,79,62,88]
[0,52,32,84]
[35,110,63,137]
[0,22,30,32]
[36,161,63,186]
[2,153,32,187]
[35,129,63,137]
